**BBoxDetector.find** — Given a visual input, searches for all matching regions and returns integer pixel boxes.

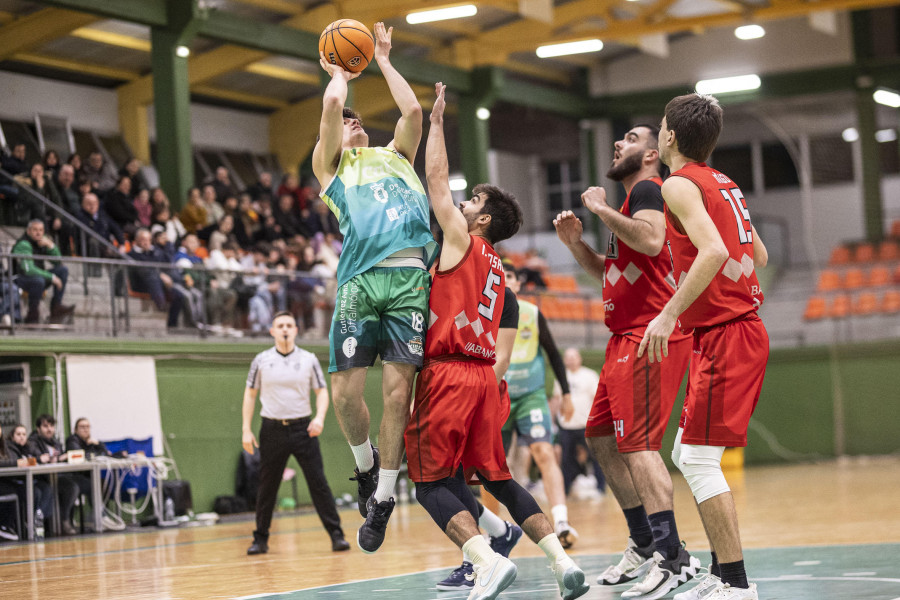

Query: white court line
[232,566,451,599]
[755,576,900,584]
[844,572,877,576]
[793,560,822,566]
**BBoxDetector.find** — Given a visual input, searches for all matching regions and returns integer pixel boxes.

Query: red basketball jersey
[665,162,764,330]
[604,176,682,336]
[425,235,506,362]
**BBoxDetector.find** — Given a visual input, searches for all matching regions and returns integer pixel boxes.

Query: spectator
[241,242,284,332]
[307,198,341,239]
[287,244,328,335]
[42,150,61,181]
[199,214,237,252]
[246,171,275,206]
[83,151,117,193]
[254,206,281,244]
[211,166,237,205]
[12,219,74,324]
[151,204,186,245]
[1,143,29,176]
[206,241,241,332]
[64,417,117,531]
[16,163,59,226]
[179,187,207,234]
[66,153,83,176]
[133,188,152,227]
[273,193,311,241]
[172,233,207,328]
[119,157,146,195]
[127,228,186,329]
[4,424,55,537]
[519,248,549,288]
[27,414,79,535]
[234,193,260,249]
[150,187,169,210]
[277,173,306,211]
[78,192,125,253]
[202,184,224,225]
[222,194,239,217]
[55,164,82,216]
[104,175,139,236]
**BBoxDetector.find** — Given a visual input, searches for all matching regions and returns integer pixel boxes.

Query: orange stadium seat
[881,290,900,314]
[816,270,841,292]
[827,295,851,319]
[803,296,827,321]
[589,298,606,322]
[891,220,900,238]
[828,245,851,265]
[842,269,866,289]
[868,267,891,287]
[852,293,879,316]
[854,243,875,263]
[894,264,900,284]
[878,240,899,262]
[544,274,579,293]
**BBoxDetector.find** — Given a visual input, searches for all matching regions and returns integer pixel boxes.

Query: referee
[242,311,350,554]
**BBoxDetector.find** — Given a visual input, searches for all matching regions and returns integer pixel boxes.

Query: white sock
[551,504,568,526]
[478,506,509,538]
[350,439,374,472]
[462,534,496,567]
[538,532,567,563]
[462,548,473,564]
[374,468,399,503]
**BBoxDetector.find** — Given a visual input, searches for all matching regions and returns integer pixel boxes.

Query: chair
[853,243,875,263]
[877,240,899,262]
[842,269,865,290]
[544,274,579,293]
[589,298,606,322]
[816,270,841,292]
[827,295,851,319]
[828,245,851,265]
[881,290,900,314]
[852,293,879,316]
[803,296,827,321]
[868,267,891,287]
[0,493,21,540]
[891,219,900,238]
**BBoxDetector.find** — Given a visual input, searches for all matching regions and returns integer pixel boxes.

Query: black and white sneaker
[0,525,18,541]
[621,547,701,600]
[349,446,380,518]
[488,521,523,558]
[357,494,395,554]
[436,561,474,590]
[597,537,656,585]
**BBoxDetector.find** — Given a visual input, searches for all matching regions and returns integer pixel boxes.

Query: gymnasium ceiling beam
[0,8,97,61]
[33,0,167,27]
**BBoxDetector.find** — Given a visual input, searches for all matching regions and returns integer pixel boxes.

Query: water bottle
[164,497,175,521]
[35,509,45,541]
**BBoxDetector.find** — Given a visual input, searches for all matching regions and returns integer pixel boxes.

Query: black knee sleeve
[416,476,478,531]
[478,476,542,526]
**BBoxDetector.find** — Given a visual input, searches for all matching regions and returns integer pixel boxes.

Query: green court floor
[240,543,900,599]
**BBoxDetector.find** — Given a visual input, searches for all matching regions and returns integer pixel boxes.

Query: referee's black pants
[254,417,343,540]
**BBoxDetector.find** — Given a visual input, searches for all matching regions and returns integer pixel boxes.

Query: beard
[606,151,643,182]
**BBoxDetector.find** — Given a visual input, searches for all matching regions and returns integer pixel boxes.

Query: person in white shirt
[551,348,605,497]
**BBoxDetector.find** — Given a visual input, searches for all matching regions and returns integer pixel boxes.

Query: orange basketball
[319,19,375,74]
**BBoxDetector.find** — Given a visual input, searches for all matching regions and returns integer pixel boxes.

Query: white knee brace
[672,429,730,503]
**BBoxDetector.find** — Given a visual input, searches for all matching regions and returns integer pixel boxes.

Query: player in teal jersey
[313,22,437,553]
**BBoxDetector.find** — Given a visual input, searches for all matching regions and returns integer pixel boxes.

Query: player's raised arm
[312,54,359,186]
[426,83,469,259]
[374,22,423,163]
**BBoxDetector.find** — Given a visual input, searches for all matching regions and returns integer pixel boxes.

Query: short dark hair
[271,311,295,324]
[633,123,666,177]
[664,94,723,162]
[74,417,89,429]
[473,183,522,245]
[343,107,361,124]
[36,413,56,428]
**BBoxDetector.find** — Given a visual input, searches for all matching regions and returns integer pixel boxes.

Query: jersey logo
[371,182,389,203]
[342,337,357,358]
[607,233,619,259]
[386,207,399,221]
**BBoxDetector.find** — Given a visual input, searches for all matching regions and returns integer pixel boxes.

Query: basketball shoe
[673,569,722,599]
[349,446,379,517]
[550,556,590,600]
[436,561,474,590]
[489,521,523,557]
[555,520,579,549]
[357,494,394,553]
[706,583,758,599]
[466,554,517,600]
[621,547,700,600]
[597,537,656,585]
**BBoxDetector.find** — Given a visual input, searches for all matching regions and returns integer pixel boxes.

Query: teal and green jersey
[321,146,437,287]
[504,300,546,398]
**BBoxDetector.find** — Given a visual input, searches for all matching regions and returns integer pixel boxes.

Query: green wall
[2,337,900,512]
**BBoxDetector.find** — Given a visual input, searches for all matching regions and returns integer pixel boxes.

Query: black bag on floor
[162,480,193,516]
[214,495,248,515]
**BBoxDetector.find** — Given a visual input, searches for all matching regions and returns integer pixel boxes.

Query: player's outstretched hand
[553,210,583,247]
[638,312,677,364]
[319,51,360,80]
[582,186,610,215]
[431,82,447,122]
[374,22,393,62]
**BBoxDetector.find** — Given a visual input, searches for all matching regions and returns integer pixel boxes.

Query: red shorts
[586,333,690,452]
[405,358,512,483]
[679,313,769,447]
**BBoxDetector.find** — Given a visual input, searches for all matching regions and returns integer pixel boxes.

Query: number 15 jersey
[666,162,764,330]
[425,235,505,363]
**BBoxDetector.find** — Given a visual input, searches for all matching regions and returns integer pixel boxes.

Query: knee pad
[674,442,729,504]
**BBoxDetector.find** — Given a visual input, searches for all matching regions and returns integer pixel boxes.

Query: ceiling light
[449,177,468,191]
[876,129,897,143]
[407,4,477,25]
[476,107,491,120]
[873,88,900,108]
[842,128,859,143]
[176,45,190,58]
[536,39,603,58]
[735,25,765,40]
[695,74,761,95]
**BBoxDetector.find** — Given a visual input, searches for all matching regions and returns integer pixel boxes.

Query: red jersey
[425,235,506,362]
[604,177,684,337]
[666,162,764,330]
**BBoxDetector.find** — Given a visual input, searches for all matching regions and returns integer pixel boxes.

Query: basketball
[319,19,375,73]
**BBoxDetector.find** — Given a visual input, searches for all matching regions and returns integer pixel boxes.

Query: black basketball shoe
[349,446,380,518]
[356,494,395,554]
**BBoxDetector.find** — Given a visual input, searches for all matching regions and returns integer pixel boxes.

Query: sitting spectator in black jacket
[78,192,124,255]
[28,414,79,535]
[12,220,74,324]
[119,158,146,195]
[272,193,311,241]
[65,418,110,459]
[211,166,238,205]
[127,228,185,329]
[246,171,275,206]
[1,143,29,177]
[3,424,54,537]
[104,176,139,237]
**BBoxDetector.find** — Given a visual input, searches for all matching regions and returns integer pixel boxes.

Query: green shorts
[501,388,553,449]
[329,267,430,373]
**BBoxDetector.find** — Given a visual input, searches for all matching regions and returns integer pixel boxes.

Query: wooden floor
[1,456,899,599]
